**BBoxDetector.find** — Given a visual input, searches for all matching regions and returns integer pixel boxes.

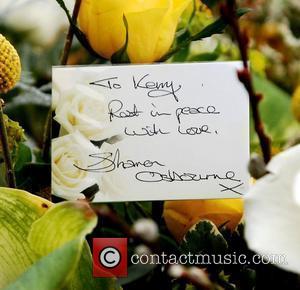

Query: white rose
[54,84,111,141]
[0,0,74,47]
[52,131,101,200]
[245,144,300,273]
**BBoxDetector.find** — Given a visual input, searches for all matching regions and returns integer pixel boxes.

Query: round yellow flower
[78,0,192,63]
[164,199,244,241]
[292,86,300,122]
[0,34,21,93]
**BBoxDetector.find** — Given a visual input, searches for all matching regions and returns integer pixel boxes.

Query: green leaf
[191,8,251,41]
[160,8,251,62]
[188,52,219,62]
[0,188,51,288]
[14,143,32,172]
[202,0,220,8]
[28,201,97,256]
[15,162,51,193]
[0,188,117,290]
[68,242,118,290]
[252,74,299,144]
[180,220,228,257]
[4,239,83,290]
[171,46,190,62]
[111,15,130,63]
[6,83,51,110]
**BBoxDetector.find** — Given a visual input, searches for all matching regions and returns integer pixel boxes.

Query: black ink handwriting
[150,103,171,117]
[74,149,165,173]
[219,183,244,195]
[133,74,182,102]
[135,170,241,183]
[178,125,211,135]
[176,105,220,124]
[108,99,143,122]
[125,124,170,137]
[90,77,121,89]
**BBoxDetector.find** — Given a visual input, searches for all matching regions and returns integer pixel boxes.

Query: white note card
[52,62,249,202]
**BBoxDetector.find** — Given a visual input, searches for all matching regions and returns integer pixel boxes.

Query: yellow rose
[292,85,300,122]
[164,199,244,241]
[78,0,192,63]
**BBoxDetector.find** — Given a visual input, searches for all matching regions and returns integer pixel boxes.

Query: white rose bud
[52,131,101,200]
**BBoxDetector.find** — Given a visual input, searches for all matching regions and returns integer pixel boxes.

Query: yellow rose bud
[164,199,244,241]
[0,34,21,93]
[78,0,192,63]
[292,85,300,122]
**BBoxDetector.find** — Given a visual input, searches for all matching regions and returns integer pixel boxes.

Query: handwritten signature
[74,149,165,173]
[135,170,244,195]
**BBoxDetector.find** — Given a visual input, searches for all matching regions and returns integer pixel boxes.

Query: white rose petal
[54,84,111,141]
[245,144,300,274]
[52,131,101,200]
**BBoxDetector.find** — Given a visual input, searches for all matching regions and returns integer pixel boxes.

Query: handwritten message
[52,62,249,202]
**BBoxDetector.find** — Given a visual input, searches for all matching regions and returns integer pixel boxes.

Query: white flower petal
[52,131,102,200]
[245,144,300,274]
[293,171,300,206]
[54,84,115,141]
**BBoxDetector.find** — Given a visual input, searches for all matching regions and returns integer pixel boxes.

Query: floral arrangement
[0,0,299,289]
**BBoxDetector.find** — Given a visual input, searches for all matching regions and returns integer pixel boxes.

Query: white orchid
[245,144,300,273]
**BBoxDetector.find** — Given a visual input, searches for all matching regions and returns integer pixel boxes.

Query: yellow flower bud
[164,199,243,241]
[292,86,300,122]
[0,34,21,93]
[78,0,192,63]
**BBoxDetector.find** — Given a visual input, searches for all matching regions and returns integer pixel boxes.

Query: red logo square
[93,238,128,277]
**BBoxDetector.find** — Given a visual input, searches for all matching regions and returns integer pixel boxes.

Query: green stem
[0,99,16,188]
[41,109,52,162]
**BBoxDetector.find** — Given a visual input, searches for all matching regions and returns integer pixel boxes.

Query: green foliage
[202,0,221,8]
[0,188,117,290]
[162,8,251,61]
[181,221,228,257]
[253,74,299,143]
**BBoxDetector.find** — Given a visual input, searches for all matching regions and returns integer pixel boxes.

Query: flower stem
[41,109,52,162]
[221,0,272,164]
[0,99,16,188]
[42,0,82,160]
[60,0,82,65]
